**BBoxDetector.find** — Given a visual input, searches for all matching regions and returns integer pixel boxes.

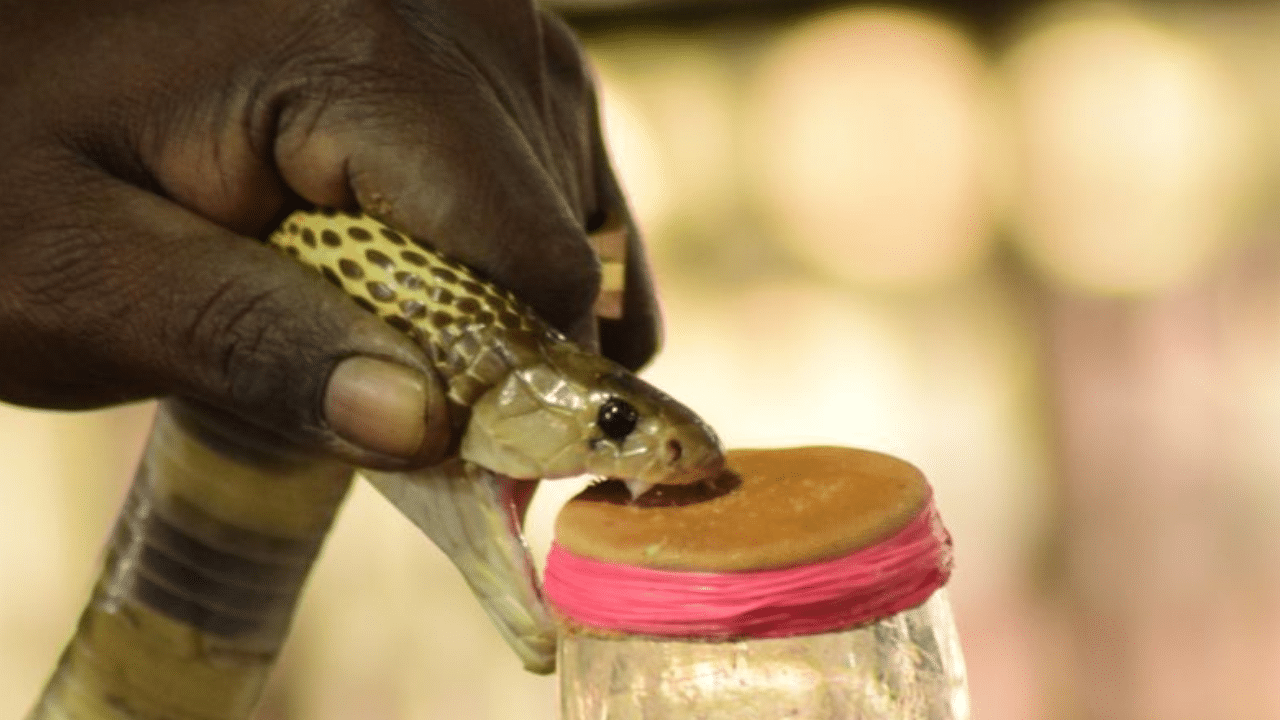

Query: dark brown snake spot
[353,296,378,314]
[430,311,453,328]
[284,246,300,258]
[430,267,459,284]
[321,229,342,247]
[286,222,299,234]
[455,297,482,314]
[483,294,505,310]
[320,266,343,289]
[301,228,317,248]
[385,315,414,333]
[499,311,522,329]
[400,299,427,319]
[476,311,496,326]
[395,270,425,291]
[381,228,408,245]
[365,249,395,271]
[347,226,372,242]
[367,281,397,303]
[427,287,454,305]
[400,250,428,266]
[338,258,364,280]
[459,280,487,296]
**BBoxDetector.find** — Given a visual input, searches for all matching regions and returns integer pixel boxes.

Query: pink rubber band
[545,494,952,638]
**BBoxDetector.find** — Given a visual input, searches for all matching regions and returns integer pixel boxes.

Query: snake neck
[268,209,567,412]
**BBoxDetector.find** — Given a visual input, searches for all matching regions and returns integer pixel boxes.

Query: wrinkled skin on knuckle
[178,280,291,407]
[170,269,339,442]
[0,190,155,408]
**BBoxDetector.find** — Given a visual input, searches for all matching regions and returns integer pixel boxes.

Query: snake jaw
[362,462,558,674]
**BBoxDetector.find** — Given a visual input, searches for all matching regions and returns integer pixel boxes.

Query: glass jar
[558,589,969,720]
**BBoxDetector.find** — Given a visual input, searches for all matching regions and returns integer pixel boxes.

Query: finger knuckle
[0,215,143,407]
[0,206,121,329]
[179,277,310,409]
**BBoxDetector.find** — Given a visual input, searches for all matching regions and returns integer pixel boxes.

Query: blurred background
[5,0,1280,717]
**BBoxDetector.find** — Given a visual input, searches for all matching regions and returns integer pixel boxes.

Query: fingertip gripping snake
[27,208,723,719]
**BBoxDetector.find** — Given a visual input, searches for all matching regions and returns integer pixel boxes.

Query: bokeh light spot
[746,7,1000,289]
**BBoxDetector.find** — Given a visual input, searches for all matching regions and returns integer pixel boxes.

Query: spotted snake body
[27,209,723,719]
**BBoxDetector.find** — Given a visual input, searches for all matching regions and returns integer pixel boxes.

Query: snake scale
[27,208,724,719]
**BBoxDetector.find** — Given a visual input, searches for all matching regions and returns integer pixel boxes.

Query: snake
[27,207,724,719]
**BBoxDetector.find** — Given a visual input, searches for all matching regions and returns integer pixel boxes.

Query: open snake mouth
[576,469,742,509]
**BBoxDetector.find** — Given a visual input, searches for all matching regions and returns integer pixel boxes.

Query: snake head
[459,343,723,498]
[371,345,722,673]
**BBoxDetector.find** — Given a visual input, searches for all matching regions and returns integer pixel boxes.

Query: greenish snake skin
[28,208,723,719]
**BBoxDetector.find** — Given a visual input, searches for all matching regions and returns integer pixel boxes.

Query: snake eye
[597,397,639,442]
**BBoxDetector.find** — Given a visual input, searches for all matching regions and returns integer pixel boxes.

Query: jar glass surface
[558,590,969,720]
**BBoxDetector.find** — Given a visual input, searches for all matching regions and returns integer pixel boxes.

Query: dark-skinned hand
[0,0,659,469]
